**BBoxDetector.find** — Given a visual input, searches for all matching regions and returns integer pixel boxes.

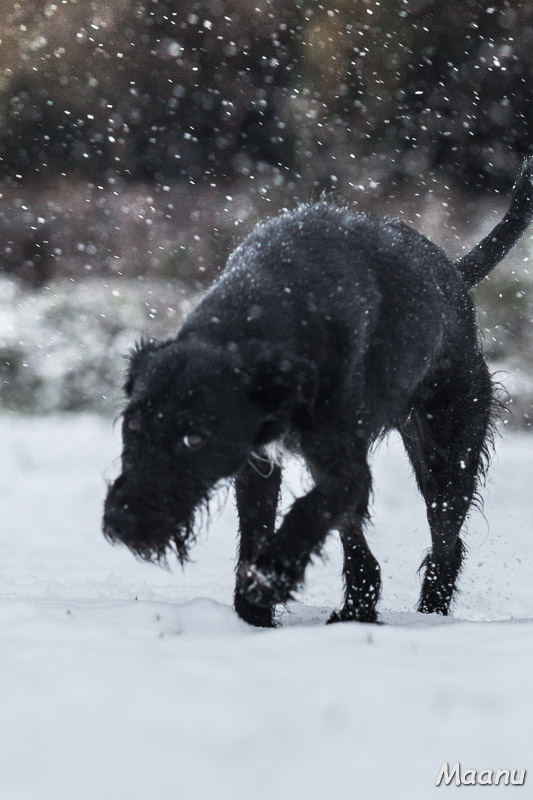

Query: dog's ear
[124,337,161,396]
[238,340,317,414]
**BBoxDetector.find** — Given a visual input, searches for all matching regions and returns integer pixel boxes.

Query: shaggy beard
[103,485,214,567]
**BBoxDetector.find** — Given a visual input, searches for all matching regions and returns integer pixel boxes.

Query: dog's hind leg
[399,358,494,615]
[234,458,282,627]
[328,515,381,624]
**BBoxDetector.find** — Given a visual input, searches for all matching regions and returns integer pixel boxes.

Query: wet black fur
[103,158,533,627]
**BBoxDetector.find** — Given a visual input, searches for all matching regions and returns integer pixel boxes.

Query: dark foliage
[1,1,532,188]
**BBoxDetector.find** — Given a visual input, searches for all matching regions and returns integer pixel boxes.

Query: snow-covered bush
[0,276,199,414]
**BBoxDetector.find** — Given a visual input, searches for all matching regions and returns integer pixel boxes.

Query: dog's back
[183,202,475,429]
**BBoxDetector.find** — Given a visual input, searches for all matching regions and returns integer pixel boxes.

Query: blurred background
[1,0,532,425]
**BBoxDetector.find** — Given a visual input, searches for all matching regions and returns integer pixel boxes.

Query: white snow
[0,414,531,799]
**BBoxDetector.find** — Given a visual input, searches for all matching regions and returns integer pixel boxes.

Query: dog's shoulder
[225,200,368,270]
[241,200,364,241]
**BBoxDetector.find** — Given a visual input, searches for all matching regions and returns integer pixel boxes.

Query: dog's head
[102,335,316,564]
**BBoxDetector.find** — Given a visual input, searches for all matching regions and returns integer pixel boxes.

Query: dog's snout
[103,476,135,542]
[102,501,132,541]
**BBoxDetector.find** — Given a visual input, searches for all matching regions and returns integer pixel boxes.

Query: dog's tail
[454,157,533,288]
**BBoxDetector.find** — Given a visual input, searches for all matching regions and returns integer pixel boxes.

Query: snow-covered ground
[0,414,531,799]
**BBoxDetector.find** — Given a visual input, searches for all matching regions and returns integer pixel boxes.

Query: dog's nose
[102,503,132,542]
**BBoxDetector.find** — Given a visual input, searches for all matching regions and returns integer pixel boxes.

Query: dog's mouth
[102,478,211,566]
[102,515,194,565]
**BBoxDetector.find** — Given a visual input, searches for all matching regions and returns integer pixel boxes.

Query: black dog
[103,159,533,627]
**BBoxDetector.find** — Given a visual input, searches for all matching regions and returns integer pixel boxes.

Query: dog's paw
[237,561,294,608]
[234,593,276,628]
[417,599,449,616]
[326,606,380,625]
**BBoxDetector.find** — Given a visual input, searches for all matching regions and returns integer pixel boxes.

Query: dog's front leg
[237,457,370,609]
[234,458,282,627]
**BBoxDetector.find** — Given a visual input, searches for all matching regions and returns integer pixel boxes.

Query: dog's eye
[181,433,207,450]
[126,414,141,432]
